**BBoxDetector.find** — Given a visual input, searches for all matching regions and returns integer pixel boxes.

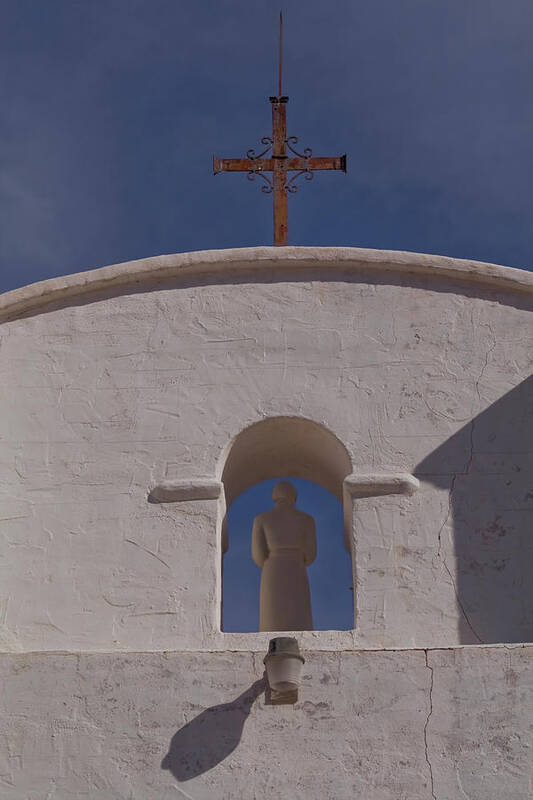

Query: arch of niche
[219,416,353,631]
[220,416,352,512]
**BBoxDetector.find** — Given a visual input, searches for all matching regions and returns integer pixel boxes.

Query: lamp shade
[263,637,305,692]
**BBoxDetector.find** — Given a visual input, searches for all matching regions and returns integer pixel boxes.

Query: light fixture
[264,637,305,703]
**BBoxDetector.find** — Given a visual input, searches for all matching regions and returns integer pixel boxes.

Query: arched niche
[219,416,354,632]
[219,416,352,553]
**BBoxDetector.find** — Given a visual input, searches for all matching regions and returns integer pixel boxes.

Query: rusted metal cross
[213,14,347,246]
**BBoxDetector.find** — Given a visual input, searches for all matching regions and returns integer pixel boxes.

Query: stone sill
[1,640,531,656]
[217,630,356,652]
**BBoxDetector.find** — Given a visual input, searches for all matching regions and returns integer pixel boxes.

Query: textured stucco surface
[1,246,532,321]
[1,248,532,798]
[0,248,532,652]
[0,646,531,800]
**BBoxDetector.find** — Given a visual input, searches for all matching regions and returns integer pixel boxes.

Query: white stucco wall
[1,247,532,798]
[0,644,531,799]
[1,247,532,653]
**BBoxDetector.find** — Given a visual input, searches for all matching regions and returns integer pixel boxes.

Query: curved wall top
[0,245,532,653]
[220,416,353,507]
[1,246,532,320]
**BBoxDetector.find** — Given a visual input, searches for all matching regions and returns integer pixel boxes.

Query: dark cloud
[1,0,532,291]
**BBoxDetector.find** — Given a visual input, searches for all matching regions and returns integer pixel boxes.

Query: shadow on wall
[161,678,265,781]
[416,376,533,644]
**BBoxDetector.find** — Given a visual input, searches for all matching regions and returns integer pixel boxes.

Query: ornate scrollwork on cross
[247,170,274,194]
[285,136,313,159]
[285,169,314,193]
[246,137,273,161]
[212,13,346,244]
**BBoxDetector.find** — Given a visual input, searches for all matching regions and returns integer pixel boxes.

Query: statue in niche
[251,480,317,631]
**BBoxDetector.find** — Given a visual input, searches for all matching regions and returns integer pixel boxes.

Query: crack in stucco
[465,323,495,476]
[423,649,436,800]
[465,417,475,475]
[102,596,135,609]
[124,538,171,570]
[446,569,484,644]
[436,474,457,559]
[430,354,487,644]
[462,323,495,481]
[474,324,497,401]
[171,784,196,799]
[436,475,484,644]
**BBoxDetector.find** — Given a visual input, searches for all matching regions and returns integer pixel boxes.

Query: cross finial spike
[212,13,347,246]
[278,11,283,97]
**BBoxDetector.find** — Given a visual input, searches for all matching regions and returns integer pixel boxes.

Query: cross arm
[286,154,347,173]
[213,156,274,175]
[214,154,346,175]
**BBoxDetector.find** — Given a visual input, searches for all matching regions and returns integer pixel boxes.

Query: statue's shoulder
[253,509,272,523]
[294,508,315,524]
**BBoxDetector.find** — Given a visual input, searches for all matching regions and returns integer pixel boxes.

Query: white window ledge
[148,479,223,503]
[343,472,419,498]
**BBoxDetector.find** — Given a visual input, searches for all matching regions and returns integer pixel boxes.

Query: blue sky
[223,478,352,632]
[1,0,533,293]
[2,1,532,631]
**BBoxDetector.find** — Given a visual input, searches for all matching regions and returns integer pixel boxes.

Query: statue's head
[272,480,297,506]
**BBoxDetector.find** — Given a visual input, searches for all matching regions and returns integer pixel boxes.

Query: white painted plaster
[0,247,531,652]
[344,472,419,497]
[1,247,532,798]
[0,645,530,799]
[1,246,532,320]
[149,479,223,503]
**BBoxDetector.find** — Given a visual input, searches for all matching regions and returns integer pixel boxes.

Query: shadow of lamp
[263,637,305,705]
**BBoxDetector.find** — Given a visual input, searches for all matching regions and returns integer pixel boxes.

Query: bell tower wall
[0,246,531,653]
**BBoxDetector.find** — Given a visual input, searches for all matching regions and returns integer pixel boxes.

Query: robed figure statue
[251,480,317,631]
